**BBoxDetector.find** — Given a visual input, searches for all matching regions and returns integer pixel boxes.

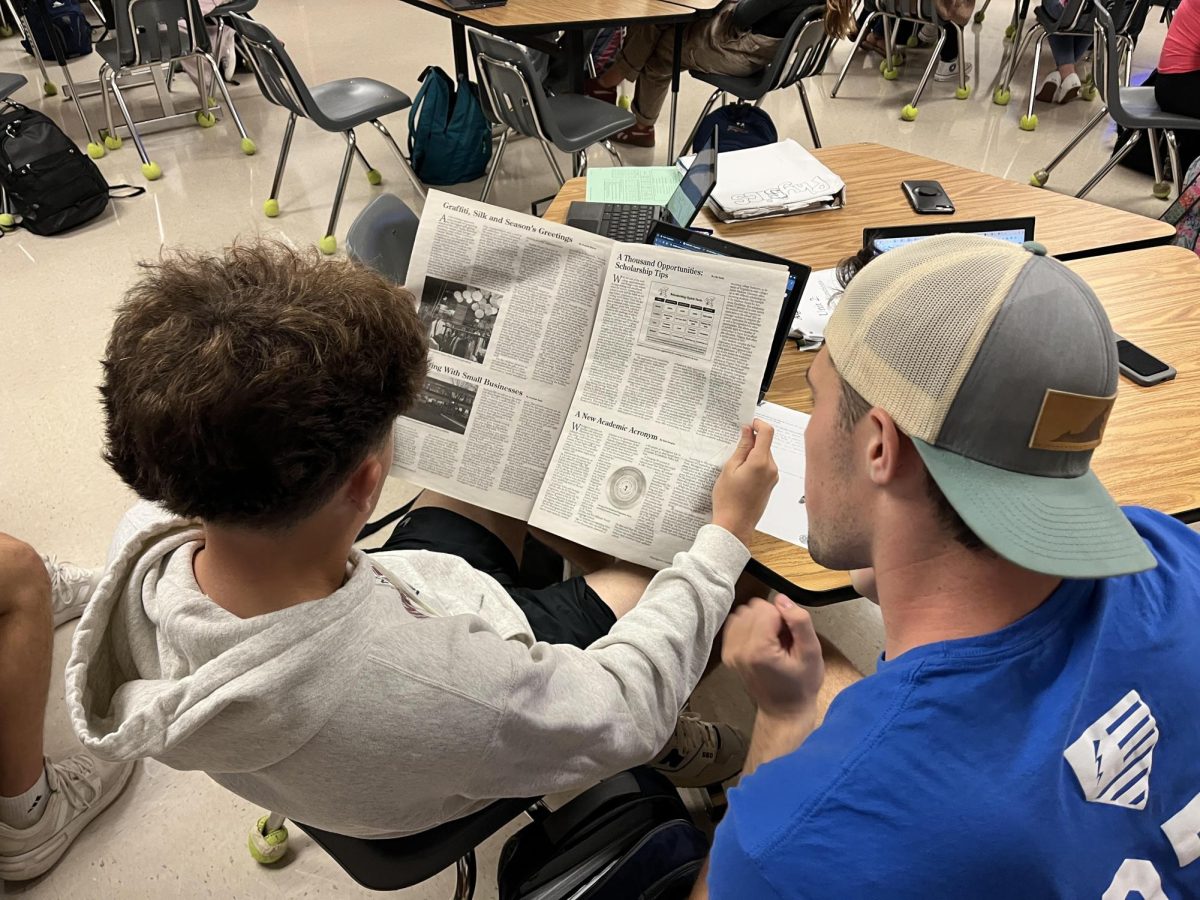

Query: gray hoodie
[65,505,748,838]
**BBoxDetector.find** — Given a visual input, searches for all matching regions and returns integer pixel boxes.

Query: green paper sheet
[585,166,682,205]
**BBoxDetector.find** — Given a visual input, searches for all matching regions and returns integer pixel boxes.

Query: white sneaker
[0,754,137,881]
[933,58,972,82]
[651,713,747,788]
[41,555,101,628]
[1036,71,1062,102]
[1055,72,1082,103]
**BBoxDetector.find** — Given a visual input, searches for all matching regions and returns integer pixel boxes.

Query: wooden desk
[545,170,1199,599]
[545,143,1176,268]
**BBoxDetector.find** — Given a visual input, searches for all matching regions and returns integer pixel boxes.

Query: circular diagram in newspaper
[607,466,647,511]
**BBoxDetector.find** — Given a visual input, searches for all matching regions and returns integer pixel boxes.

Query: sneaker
[651,713,747,788]
[611,123,656,148]
[1036,71,1062,102]
[0,753,137,881]
[1055,72,1082,103]
[933,58,972,82]
[41,555,101,628]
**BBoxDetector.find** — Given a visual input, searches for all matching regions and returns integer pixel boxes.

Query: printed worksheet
[754,402,810,549]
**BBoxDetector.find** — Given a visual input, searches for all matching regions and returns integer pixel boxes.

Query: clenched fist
[721,594,824,718]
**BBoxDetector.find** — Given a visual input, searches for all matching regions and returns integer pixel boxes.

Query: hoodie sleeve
[459,524,748,800]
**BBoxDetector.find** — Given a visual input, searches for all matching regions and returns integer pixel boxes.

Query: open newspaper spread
[392,191,788,569]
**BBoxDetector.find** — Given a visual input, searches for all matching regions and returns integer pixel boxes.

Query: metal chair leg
[908,32,945,110]
[453,850,477,900]
[1035,104,1108,183]
[1077,128,1141,198]
[832,11,881,97]
[480,128,509,203]
[1024,34,1047,125]
[1165,129,1183,198]
[108,72,154,172]
[100,63,117,143]
[368,119,427,199]
[572,148,588,178]
[201,51,253,149]
[798,81,821,147]
[680,88,721,159]
[540,141,567,185]
[601,140,624,166]
[321,130,358,253]
[1147,127,1166,188]
[266,112,297,213]
[13,11,54,95]
[1000,24,1041,93]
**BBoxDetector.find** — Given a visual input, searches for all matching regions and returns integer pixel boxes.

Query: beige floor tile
[0,0,1179,894]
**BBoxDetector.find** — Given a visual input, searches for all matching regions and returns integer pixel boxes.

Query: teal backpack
[407,66,492,186]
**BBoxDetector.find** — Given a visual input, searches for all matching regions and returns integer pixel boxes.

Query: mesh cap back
[825,234,1031,443]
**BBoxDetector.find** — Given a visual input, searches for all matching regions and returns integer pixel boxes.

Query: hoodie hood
[65,515,374,773]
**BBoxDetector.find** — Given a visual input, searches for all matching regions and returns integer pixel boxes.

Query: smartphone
[901,180,955,215]
[1116,337,1176,386]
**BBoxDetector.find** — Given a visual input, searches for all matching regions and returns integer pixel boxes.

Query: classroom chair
[4,0,107,159]
[992,0,1146,131]
[470,31,634,203]
[346,193,421,285]
[95,0,255,180]
[680,7,836,155]
[830,0,970,122]
[1030,4,1200,199]
[248,798,544,898]
[227,13,425,255]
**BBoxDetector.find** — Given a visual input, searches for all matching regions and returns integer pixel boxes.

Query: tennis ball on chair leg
[992,86,1011,105]
[86,142,105,159]
[319,235,337,255]
[900,104,919,121]
[263,198,280,218]
[366,168,382,186]
[1019,113,1038,131]
[103,132,123,150]
[141,161,162,180]
[1030,169,1049,187]
[0,212,15,229]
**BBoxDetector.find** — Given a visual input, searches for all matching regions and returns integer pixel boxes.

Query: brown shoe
[583,77,617,105]
[612,124,656,147]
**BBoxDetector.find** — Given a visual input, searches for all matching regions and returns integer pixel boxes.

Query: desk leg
[667,23,684,163]
[564,30,586,94]
[452,20,469,82]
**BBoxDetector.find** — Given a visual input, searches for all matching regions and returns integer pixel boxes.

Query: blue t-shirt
[709,507,1200,898]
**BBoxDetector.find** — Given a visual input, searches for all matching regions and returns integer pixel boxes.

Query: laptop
[566,133,718,242]
[647,221,810,403]
[862,217,1036,256]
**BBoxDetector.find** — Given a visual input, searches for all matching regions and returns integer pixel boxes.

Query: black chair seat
[691,68,769,100]
[294,797,536,892]
[544,94,635,152]
[0,72,27,102]
[307,77,413,132]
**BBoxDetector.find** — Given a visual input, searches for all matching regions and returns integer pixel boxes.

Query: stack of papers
[685,139,845,221]
[585,166,681,205]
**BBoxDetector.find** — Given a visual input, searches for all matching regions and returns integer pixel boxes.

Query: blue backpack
[690,103,777,154]
[407,66,492,186]
[20,0,92,61]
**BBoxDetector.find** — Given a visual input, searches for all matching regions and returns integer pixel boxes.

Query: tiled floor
[0,1,1176,895]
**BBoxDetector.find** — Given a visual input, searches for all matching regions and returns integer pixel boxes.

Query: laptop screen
[864,217,1036,256]
[663,137,718,229]
[647,221,810,400]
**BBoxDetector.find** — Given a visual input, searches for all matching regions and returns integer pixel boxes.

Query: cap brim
[912,439,1156,579]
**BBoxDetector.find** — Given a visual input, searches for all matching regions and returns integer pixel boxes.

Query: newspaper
[392,191,788,569]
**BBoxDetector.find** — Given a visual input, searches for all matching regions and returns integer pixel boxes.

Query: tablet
[863,217,1036,256]
[647,221,811,402]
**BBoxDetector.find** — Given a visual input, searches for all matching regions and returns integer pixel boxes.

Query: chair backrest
[470,30,557,144]
[346,193,420,285]
[226,13,318,121]
[774,10,835,92]
[110,0,204,67]
[1093,3,1134,121]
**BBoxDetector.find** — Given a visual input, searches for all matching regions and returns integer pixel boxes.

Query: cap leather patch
[1029,389,1117,451]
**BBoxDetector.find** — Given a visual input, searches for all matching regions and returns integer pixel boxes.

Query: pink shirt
[1160,0,1200,74]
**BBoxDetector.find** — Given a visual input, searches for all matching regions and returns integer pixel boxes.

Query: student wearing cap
[694,234,1200,897]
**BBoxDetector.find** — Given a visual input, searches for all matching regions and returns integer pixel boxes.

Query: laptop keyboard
[600,204,658,241]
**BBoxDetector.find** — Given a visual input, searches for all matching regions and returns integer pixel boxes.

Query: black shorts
[371,507,617,649]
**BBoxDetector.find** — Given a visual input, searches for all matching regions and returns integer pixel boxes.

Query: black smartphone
[901,180,955,215]
[1116,337,1176,386]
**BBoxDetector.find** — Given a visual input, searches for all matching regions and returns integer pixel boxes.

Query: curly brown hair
[101,242,428,529]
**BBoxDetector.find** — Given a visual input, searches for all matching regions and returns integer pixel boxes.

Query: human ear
[864,409,903,487]
[346,454,385,514]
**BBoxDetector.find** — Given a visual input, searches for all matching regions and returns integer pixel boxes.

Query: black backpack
[0,102,139,236]
[689,103,777,154]
[20,0,92,61]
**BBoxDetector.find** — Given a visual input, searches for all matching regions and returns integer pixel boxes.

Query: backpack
[690,103,777,154]
[1163,156,1200,257]
[498,768,708,900]
[407,66,492,186]
[0,102,141,235]
[20,0,92,61]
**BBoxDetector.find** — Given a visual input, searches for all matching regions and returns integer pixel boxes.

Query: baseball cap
[823,233,1154,579]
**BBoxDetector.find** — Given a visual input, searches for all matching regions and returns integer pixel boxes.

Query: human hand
[711,421,778,547]
[721,594,824,718]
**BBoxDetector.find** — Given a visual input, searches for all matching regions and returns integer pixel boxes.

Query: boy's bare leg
[409,491,529,567]
[584,562,656,620]
[0,535,52,796]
